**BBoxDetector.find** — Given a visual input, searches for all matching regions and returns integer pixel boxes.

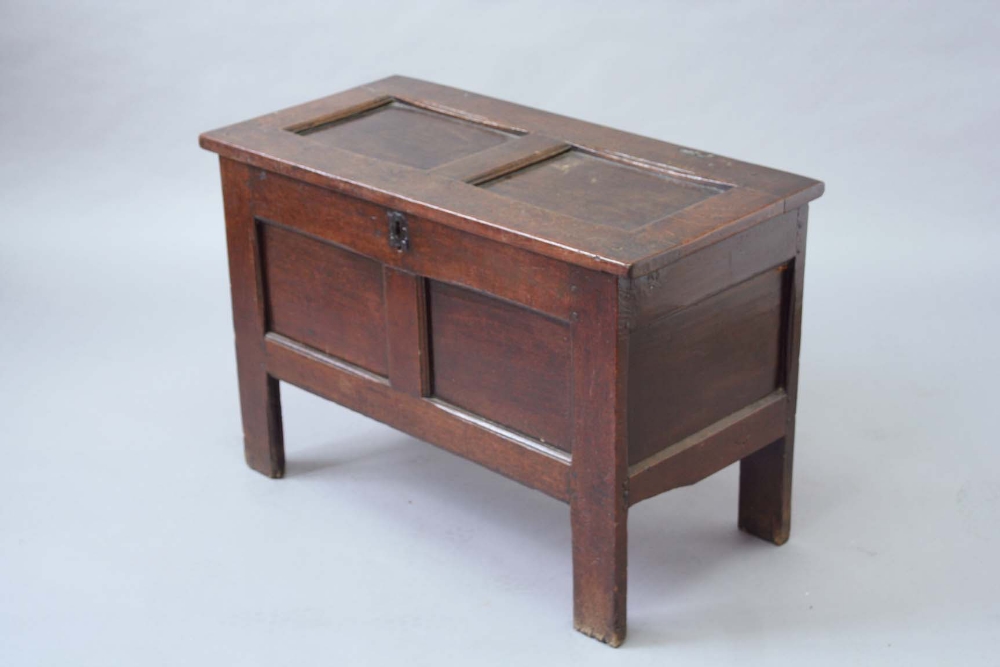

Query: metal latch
[387,210,409,251]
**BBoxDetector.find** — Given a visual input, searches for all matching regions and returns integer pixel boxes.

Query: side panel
[627,211,799,465]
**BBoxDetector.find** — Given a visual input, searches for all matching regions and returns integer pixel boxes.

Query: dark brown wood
[629,391,787,505]
[264,332,571,501]
[220,158,284,477]
[429,133,570,184]
[252,170,579,319]
[295,100,517,170]
[384,268,430,397]
[628,267,786,463]
[739,206,809,545]
[260,221,388,376]
[200,79,823,646]
[200,76,823,277]
[482,148,728,230]
[631,209,799,326]
[569,272,629,647]
[428,281,572,450]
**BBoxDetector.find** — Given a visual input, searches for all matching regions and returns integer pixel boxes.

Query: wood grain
[428,281,572,451]
[200,75,824,277]
[429,133,569,184]
[482,149,726,230]
[252,170,579,319]
[202,81,824,647]
[629,391,787,505]
[384,268,430,397]
[260,222,388,376]
[264,333,571,502]
[220,158,284,478]
[739,205,809,544]
[569,273,629,647]
[631,209,798,325]
[298,100,515,170]
[628,267,785,463]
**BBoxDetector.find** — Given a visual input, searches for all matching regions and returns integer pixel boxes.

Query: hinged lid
[200,76,823,277]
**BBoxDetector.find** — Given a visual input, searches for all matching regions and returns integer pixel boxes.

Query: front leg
[221,157,285,478]
[569,271,629,646]
[234,357,285,478]
[571,476,628,646]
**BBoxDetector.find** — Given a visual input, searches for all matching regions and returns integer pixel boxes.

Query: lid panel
[296,101,517,170]
[480,149,728,231]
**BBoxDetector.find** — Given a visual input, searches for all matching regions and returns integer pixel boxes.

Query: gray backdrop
[2,1,998,664]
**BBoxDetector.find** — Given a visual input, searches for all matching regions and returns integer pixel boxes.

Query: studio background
[2,1,998,664]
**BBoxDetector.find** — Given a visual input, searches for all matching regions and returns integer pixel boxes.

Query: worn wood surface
[569,273,629,647]
[483,149,727,230]
[220,158,284,478]
[629,391,787,505]
[383,268,431,397]
[630,209,799,325]
[295,100,515,170]
[428,281,572,451]
[739,206,810,545]
[253,170,578,319]
[628,267,786,463]
[429,133,569,184]
[264,332,571,501]
[260,221,388,375]
[202,80,823,646]
[201,75,823,277]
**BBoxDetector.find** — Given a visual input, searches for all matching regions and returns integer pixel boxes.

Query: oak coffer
[199,76,824,647]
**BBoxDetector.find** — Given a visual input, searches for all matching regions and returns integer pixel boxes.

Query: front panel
[428,281,573,451]
[260,222,389,376]
[249,166,579,468]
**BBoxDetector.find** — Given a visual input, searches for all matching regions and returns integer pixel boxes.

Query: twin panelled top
[199,76,823,277]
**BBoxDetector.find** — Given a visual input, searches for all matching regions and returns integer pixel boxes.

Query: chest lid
[200,76,823,277]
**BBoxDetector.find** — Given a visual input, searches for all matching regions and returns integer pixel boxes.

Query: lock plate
[387,210,409,251]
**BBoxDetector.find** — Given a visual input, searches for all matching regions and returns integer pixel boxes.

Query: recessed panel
[429,281,572,451]
[296,101,515,170]
[481,149,727,230]
[628,268,786,463]
[260,223,388,376]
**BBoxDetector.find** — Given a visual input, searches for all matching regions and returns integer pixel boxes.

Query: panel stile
[384,267,431,397]
[569,271,629,646]
[429,134,571,184]
[220,157,285,477]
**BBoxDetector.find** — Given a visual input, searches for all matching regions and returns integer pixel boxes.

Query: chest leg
[221,158,285,479]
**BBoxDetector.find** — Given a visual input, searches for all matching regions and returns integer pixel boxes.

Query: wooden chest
[199,76,823,646]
